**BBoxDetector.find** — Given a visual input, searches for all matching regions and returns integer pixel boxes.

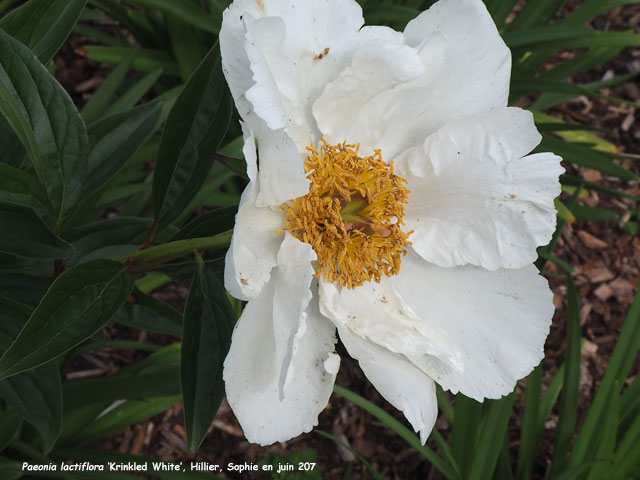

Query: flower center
[281,140,411,289]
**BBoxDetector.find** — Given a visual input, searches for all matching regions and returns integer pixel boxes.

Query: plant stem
[120,229,232,271]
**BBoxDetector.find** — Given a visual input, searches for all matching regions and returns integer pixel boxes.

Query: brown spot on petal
[314,47,330,61]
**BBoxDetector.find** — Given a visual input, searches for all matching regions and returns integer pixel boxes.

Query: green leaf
[611,401,640,478]
[63,368,180,412]
[0,164,50,218]
[0,457,22,480]
[171,206,237,241]
[127,0,219,34]
[79,45,180,76]
[81,51,135,124]
[483,0,519,29]
[504,0,568,31]
[0,202,72,259]
[554,199,576,224]
[0,361,62,452]
[104,69,162,117]
[0,29,89,225]
[0,273,50,306]
[363,4,419,29]
[515,365,542,480]
[586,385,619,480]
[468,393,516,480]
[564,0,638,26]
[113,288,183,337]
[539,137,638,181]
[451,394,482,478]
[0,296,30,352]
[168,16,206,82]
[550,275,581,473]
[510,29,640,51]
[152,42,232,224]
[68,395,180,447]
[572,205,619,222]
[63,217,153,264]
[0,0,87,64]
[181,254,236,452]
[0,260,133,379]
[0,409,22,452]
[85,101,162,196]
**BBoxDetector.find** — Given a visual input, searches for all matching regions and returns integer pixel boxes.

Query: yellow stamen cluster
[281,140,411,289]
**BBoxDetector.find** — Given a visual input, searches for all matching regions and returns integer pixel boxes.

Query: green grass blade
[564,0,639,26]
[539,137,638,181]
[585,384,619,480]
[468,393,516,480]
[550,275,581,474]
[516,365,542,480]
[483,0,519,29]
[436,385,454,422]
[537,362,566,442]
[620,374,640,433]
[333,384,459,479]
[504,0,569,32]
[81,51,135,123]
[568,284,640,468]
[450,394,482,478]
[127,0,219,34]
[561,174,639,201]
[610,403,640,478]
[104,69,162,116]
[80,45,180,76]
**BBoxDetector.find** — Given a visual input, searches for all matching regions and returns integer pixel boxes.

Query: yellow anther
[280,140,411,289]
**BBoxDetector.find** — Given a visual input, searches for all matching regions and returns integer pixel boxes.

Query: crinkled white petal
[313,36,426,155]
[392,251,554,401]
[318,278,462,373]
[337,325,437,444]
[224,123,285,300]
[314,0,510,158]
[395,108,563,270]
[223,236,338,446]
[221,0,363,149]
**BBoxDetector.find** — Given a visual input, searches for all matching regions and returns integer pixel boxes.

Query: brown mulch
[52,3,640,480]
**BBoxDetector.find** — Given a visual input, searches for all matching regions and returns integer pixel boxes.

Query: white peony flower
[219,0,564,446]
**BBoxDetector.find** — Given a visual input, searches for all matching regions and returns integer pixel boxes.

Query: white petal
[314,0,510,158]
[252,117,309,207]
[337,325,438,444]
[224,124,285,300]
[313,35,426,154]
[396,108,563,270]
[221,0,363,148]
[392,251,554,401]
[224,236,338,446]
[318,278,462,372]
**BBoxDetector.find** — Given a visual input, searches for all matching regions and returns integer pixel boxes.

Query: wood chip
[129,423,147,455]
[582,340,599,357]
[582,169,603,183]
[583,265,615,283]
[594,283,614,302]
[609,278,635,299]
[622,114,636,132]
[577,231,609,249]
